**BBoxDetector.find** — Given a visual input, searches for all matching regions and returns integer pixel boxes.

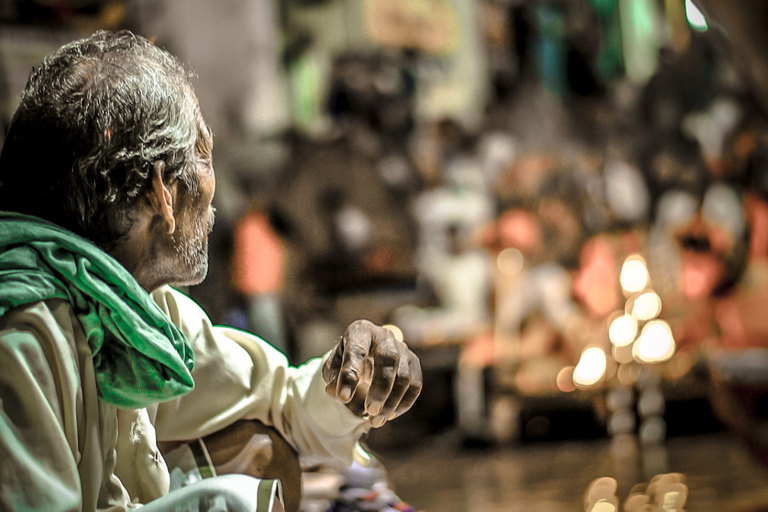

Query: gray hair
[0,30,203,245]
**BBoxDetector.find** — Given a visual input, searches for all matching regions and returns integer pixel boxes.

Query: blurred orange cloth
[232,212,285,295]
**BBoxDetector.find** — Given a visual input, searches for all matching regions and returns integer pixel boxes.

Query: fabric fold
[0,211,194,408]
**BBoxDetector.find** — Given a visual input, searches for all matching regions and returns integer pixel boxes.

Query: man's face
[169,112,216,286]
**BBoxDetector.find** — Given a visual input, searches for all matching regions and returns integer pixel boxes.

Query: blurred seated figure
[394,117,496,345]
[393,223,492,345]
[391,222,493,440]
[484,195,586,395]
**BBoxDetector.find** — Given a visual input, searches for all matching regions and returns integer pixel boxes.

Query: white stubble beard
[171,205,215,286]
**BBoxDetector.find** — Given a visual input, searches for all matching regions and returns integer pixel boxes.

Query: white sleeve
[150,286,371,466]
[0,328,82,512]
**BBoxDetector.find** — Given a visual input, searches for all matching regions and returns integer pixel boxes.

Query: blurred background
[4,0,768,510]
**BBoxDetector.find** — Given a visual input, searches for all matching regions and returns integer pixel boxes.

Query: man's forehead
[188,89,212,145]
[194,107,213,157]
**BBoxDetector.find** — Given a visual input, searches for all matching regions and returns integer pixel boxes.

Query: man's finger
[389,350,422,419]
[373,341,412,423]
[325,380,338,399]
[343,379,371,417]
[322,340,344,385]
[364,327,399,416]
[336,321,373,403]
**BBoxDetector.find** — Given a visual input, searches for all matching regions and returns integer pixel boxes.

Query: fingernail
[367,400,383,415]
[371,415,387,428]
[339,387,352,402]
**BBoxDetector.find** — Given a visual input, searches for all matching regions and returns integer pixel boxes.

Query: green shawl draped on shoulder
[0,212,194,408]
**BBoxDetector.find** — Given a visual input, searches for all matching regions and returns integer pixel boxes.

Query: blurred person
[640,135,755,356]
[393,223,493,344]
[411,118,495,278]
[468,187,588,445]
[483,163,588,386]
[0,30,422,512]
[392,222,493,441]
[483,203,584,393]
[398,119,496,441]
[231,191,289,355]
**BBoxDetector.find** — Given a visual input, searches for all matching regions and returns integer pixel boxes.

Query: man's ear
[150,160,175,234]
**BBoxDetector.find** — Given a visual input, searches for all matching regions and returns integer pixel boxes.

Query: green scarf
[0,212,194,408]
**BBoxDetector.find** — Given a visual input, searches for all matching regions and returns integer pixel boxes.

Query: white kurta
[0,286,369,511]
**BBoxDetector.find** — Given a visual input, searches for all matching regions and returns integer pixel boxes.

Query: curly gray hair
[0,30,204,246]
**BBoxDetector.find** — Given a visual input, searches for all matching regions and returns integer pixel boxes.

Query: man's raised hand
[323,319,422,427]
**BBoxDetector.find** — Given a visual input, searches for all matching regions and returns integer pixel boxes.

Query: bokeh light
[631,290,662,321]
[637,388,665,418]
[497,247,524,276]
[633,320,676,363]
[591,501,616,512]
[617,362,642,386]
[613,343,635,365]
[608,313,638,347]
[573,347,608,387]
[608,409,636,436]
[556,366,576,392]
[620,255,649,293]
[639,417,667,445]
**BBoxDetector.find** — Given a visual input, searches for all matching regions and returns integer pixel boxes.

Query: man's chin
[169,262,209,288]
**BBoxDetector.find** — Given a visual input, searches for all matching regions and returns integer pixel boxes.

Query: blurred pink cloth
[232,212,285,296]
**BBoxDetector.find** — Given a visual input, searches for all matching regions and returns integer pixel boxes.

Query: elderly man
[0,30,421,511]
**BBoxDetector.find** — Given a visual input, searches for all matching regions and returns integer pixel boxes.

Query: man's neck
[106,217,169,292]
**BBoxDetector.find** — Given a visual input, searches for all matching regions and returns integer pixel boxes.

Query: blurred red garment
[232,211,285,296]
[232,210,288,354]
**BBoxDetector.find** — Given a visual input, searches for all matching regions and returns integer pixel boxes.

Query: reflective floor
[376,432,768,512]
